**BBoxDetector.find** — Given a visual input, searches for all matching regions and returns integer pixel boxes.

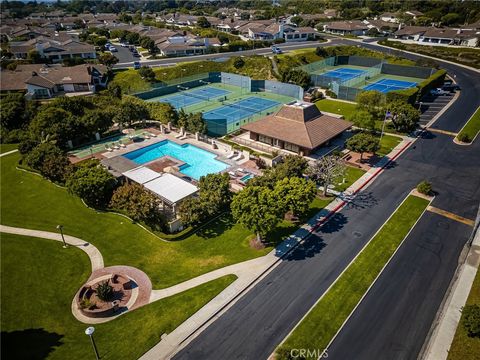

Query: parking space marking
[426,206,475,226]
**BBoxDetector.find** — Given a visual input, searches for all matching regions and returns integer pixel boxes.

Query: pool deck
[99,130,241,179]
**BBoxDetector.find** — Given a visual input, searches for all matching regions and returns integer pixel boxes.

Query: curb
[157,139,413,360]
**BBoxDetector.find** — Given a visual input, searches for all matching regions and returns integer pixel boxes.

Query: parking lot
[417,92,455,127]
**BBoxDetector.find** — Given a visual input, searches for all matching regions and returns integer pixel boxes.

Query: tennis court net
[183,91,211,102]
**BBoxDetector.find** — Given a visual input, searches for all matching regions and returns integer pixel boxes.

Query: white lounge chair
[179,134,188,140]
[227,151,236,159]
[149,132,157,138]
[119,141,127,148]
[105,144,113,152]
[233,153,243,161]
[237,168,245,173]
[144,133,151,139]
[228,171,237,177]
[175,132,183,139]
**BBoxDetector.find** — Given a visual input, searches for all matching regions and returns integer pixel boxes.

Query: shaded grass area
[457,107,480,143]
[0,143,18,154]
[0,153,268,289]
[377,134,403,157]
[447,268,480,360]
[0,232,236,360]
[277,195,430,358]
[315,99,357,120]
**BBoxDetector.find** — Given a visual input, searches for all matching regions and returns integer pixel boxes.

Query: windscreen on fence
[381,63,434,79]
[220,72,251,90]
[257,80,303,99]
[300,57,336,74]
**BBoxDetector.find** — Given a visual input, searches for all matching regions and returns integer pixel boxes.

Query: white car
[430,88,449,96]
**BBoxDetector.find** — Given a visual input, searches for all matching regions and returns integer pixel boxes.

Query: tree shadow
[1,329,63,360]
[285,233,327,261]
[317,213,349,234]
[195,214,235,239]
[420,130,436,140]
[342,191,378,211]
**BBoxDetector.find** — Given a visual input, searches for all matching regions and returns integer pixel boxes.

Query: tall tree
[273,177,317,218]
[350,110,375,131]
[345,132,380,160]
[308,155,346,196]
[231,186,281,243]
[388,101,421,132]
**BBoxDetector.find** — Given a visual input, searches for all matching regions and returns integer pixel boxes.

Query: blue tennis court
[321,68,366,81]
[158,86,230,109]
[363,78,417,93]
[203,96,280,123]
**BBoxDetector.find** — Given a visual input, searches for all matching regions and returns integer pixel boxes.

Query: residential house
[393,26,479,47]
[323,21,369,36]
[156,35,221,56]
[379,12,400,23]
[404,10,424,20]
[241,101,352,156]
[283,26,319,42]
[0,63,107,99]
[9,35,96,62]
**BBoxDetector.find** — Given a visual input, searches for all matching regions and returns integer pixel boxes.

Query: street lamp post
[85,327,100,360]
[380,109,391,143]
[56,225,67,248]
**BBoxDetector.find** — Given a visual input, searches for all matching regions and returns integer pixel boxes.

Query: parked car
[271,46,283,54]
[129,45,135,52]
[441,84,461,92]
[120,42,128,47]
[430,88,449,96]
[133,61,141,70]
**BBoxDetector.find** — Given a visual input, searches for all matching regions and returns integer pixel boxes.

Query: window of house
[284,142,300,153]
[258,134,273,145]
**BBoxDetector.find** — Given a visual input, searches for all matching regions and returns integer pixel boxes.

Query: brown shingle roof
[242,102,352,149]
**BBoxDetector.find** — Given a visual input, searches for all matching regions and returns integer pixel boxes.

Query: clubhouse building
[241,101,352,156]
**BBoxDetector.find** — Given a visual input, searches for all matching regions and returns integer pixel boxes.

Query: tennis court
[203,96,280,124]
[363,78,418,93]
[153,86,230,109]
[320,68,367,81]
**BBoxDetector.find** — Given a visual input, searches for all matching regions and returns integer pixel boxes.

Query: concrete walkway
[0,224,104,271]
[423,227,480,360]
[0,149,18,157]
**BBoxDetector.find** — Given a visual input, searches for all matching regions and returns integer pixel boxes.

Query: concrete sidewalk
[140,137,413,360]
[0,224,104,272]
[423,227,480,360]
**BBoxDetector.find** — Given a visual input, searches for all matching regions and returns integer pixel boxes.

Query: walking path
[0,224,104,271]
[0,149,18,157]
[423,227,480,360]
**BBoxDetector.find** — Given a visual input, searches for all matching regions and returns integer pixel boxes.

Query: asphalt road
[113,39,341,68]
[173,42,480,360]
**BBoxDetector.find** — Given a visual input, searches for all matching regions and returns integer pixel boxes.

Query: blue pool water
[240,173,254,183]
[123,140,229,180]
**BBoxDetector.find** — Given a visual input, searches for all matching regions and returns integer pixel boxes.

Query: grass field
[0,152,268,289]
[457,107,480,143]
[277,195,430,359]
[0,232,236,360]
[447,268,480,360]
[1,152,332,288]
[111,56,275,95]
[377,134,403,157]
[333,166,366,192]
[315,99,357,120]
[0,143,18,154]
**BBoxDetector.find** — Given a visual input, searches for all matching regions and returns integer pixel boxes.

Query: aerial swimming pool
[123,140,229,180]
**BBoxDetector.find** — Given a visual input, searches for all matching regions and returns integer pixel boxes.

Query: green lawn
[0,152,268,289]
[447,268,480,360]
[315,99,357,120]
[0,143,18,154]
[333,166,366,192]
[377,134,403,157]
[0,232,236,360]
[277,195,430,359]
[1,152,332,289]
[457,107,480,143]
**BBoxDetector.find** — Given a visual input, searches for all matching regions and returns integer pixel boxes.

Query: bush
[386,87,419,106]
[66,163,117,207]
[457,133,472,143]
[416,181,432,195]
[24,143,72,183]
[233,57,245,69]
[95,280,113,302]
[462,304,480,338]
